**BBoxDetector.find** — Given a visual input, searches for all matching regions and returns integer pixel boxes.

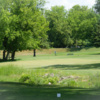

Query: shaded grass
[40,63,100,70]
[0,82,100,100]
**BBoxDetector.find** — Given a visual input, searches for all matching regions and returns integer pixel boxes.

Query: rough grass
[0,64,100,88]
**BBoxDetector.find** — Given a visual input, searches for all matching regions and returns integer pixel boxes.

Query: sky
[45,0,96,10]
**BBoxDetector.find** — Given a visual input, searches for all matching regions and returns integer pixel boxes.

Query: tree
[27,14,49,57]
[95,0,100,14]
[91,23,100,47]
[0,0,49,60]
[67,5,97,47]
[92,0,100,47]
[45,6,71,48]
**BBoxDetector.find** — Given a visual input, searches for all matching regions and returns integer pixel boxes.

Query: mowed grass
[1,83,100,100]
[0,47,100,100]
[0,47,100,68]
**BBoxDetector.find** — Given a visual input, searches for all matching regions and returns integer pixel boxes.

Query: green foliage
[67,5,97,47]
[19,72,60,85]
[95,0,100,14]
[45,5,98,48]
[19,73,30,83]
[0,0,49,60]
[91,24,100,47]
[59,78,77,87]
[48,77,59,84]
[93,0,100,47]
[45,6,71,47]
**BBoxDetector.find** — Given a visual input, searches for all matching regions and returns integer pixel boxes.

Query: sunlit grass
[0,47,100,89]
[0,64,100,88]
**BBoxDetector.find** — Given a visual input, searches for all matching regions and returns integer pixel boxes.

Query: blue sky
[45,0,96,10]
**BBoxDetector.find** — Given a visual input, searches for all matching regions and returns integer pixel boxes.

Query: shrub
[47,77,59,85]
[19,73,30,83]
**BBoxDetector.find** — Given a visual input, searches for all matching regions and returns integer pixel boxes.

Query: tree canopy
[93,0,100,47]
[67,5,97,47]
[45,5,98,48]
[95,0,100,14]
[0,0,49,60]
[45,6,71,47]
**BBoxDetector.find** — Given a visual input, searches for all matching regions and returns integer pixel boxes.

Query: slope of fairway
[0,58,100,68]
[0,54,100,68]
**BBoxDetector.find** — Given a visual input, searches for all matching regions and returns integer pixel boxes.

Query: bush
[19,73,30,83]
[19,72,60,85]
[48,77,59,84]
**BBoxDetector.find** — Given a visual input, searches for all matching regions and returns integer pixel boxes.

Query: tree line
[0,0,100,60]
[46,4,99,48]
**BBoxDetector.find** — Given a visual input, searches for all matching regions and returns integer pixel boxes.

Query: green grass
[0,47,100,100]
[0,64,100,88]
[1,83,100,100]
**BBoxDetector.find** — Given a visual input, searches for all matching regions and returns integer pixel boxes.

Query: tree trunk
[33,49,36,57]
[11,51,15,60]
[6,51,10,60]
[3,50,6,60]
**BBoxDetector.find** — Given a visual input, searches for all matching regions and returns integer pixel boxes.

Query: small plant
[60,79,77,87]
[19,73,30,83]
[47,77,59,85]
[68,79,77,87]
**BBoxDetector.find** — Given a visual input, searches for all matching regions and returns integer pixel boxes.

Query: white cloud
[45,0,96,10]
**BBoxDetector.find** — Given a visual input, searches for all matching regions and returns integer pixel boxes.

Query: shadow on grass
[69,47,93,52]
[90,53,100,55]
[0,59,21,63]
[0,82,100,100]
[36,63,100,70]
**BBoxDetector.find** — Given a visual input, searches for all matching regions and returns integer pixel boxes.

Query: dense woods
[0,0,100,60]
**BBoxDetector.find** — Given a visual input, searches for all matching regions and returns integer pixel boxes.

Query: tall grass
[0,65,100,88]
[0,65,25,82]
[0,65,25,76]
